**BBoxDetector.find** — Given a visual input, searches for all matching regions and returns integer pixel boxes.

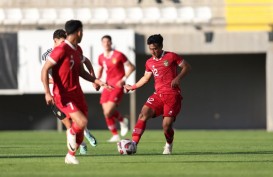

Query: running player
[124,34,191,154]
[41,20,111,164]
[41,29,98,154]
[97,35,135,142]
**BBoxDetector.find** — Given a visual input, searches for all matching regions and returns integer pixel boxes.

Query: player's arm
[79,63,112,89]
[96,66,103,80]
[124,71,152,91]
[171,60,191,88]
[83,57,100,90]
[41,60,55,105]
[83,57,95,76]
[123,61,136,82]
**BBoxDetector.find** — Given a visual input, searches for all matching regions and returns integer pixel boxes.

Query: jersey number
[147,97,154,104]
[70,60,75,69]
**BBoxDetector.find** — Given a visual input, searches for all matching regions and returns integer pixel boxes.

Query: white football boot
[120,118,129,137]
[65,153,79,164]
[163,142,173,155]
[107,134,120,142]
[66,128,76,152]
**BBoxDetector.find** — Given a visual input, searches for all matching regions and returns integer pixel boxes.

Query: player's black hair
[147,34,163,46]
[65,20,83,35]
[53,29,66,39]
[101,35,112,42]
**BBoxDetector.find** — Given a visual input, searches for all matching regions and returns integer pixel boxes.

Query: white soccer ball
[117,139,134,155]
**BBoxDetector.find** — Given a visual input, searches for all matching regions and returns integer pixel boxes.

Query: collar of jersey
[153,50,165,61]
[65,40,77,50]
[103,50,114,58]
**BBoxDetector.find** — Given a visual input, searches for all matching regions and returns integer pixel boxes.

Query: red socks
[112,110,124,122]
[105,116,118,135]
[132,119,146,144]
[164,128,174,144]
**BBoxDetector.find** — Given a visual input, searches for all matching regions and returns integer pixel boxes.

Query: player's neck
[66,36,78,48]
[104,50,113,58]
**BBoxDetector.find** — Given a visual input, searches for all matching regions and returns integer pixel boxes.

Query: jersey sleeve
[145,61,152,72]
[173,53,184,66]
[48,46,65,64]
[119,52,128,63]
[41,48,52,61]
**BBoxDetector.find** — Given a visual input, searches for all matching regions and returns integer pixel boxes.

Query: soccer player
[41,29,98,155]
[124,34,191,155]
[41,20,111,164]
[97,35,135,142]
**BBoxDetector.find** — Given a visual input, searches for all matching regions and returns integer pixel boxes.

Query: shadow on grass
[1,150,273,159]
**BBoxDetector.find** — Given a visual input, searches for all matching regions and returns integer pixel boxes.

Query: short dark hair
[53,29,66,39]
[147,34,163,46]
[101,35,112,42]
[65,20,83,35]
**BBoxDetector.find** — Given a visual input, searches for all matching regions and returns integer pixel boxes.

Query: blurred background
[0,0,272,131]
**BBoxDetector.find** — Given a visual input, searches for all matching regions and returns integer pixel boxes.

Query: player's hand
[45,93,54,105]
[171,77,180,88]
[101,83,114,90]
[92,83,100,91]
[124,84,133,93]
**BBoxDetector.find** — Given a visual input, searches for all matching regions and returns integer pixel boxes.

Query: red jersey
[145,51,183,94]
[48,40,84,95]
[98,50,127,86]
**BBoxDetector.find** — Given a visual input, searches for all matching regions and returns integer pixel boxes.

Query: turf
[0,130,273,177]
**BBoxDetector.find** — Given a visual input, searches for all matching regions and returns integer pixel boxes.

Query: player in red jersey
[124,34,191,154]
[41,20,111,164]
[41,29,98,154]
[97,35,135,142]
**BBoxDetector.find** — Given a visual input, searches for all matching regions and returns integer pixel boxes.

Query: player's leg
[161,93,182,155]
[132,105,154,144]
[65,129,84,164]
[102,102,121,142]
[109,88,129,137]
[162,116,175,155]
[65,110,87,164]
[67,110,87,151]
[51,103,89,155]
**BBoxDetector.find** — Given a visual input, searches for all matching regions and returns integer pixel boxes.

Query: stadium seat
[21,8,39,25]
[0,9,5,25]
[107,7,126,24]
[193,6,212,24]
[55,8,75,25]
[141,7,161,24]
[90,8,109,24]
[176,6,194,23]
[75,8,92,24]
[3,8,23,25]
[124,7,143,24]
[38,8,57,25]
[160,7,178,24]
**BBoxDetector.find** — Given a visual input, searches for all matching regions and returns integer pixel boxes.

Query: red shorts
[100,87,124,104]
[144,92,182,118]
[54,91,88,118]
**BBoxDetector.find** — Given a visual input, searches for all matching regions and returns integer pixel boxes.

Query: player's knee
[78,118,88,129]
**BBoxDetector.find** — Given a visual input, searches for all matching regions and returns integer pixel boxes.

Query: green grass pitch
[1,130,273,177]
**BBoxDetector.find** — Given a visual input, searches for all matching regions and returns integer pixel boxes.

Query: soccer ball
[117,139,134,155]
